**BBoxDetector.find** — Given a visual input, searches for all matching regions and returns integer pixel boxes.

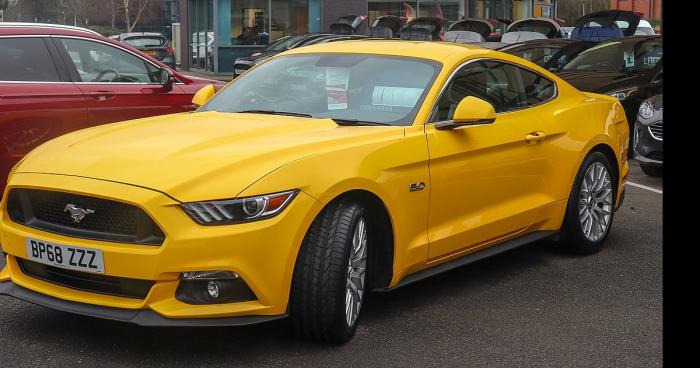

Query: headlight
[607,87,638,101]
[638,101,654,120]
[181,190,298,225]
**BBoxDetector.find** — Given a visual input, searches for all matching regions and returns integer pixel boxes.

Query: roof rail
[0,22,101,36]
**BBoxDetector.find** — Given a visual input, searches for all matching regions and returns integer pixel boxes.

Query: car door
[425,60,558,259]
[52,36,190,126]
[0,36,88,190]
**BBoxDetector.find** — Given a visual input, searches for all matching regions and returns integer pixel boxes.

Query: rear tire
[290,199,368,343]
[639,163,663,177]
[559,151,616,255]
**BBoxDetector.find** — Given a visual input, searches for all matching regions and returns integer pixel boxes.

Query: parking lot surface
[0,160,662,368]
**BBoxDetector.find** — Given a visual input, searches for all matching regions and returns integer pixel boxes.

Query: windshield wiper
[236,110,313,118]
[331,118,393,127]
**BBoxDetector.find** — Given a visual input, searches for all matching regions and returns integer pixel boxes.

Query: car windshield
[201,54,441,126]
[123,36,166,47]
[561,38,662,73]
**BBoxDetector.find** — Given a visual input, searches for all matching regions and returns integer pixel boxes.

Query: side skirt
[376,230,559,292]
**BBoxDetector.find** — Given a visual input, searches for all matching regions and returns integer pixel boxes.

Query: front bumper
[0,173,320,324]
[633,120,663,166]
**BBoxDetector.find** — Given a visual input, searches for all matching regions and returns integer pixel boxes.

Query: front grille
[17,258,154,299]
[648,121,663,141]
[647,151,663,161]
[7,189,165,245]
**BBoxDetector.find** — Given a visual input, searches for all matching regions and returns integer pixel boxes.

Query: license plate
[26,238,105,273]
[234,69,247,75]
[145,50,156,56]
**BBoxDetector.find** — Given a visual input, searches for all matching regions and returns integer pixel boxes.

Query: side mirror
[192,84,216,108]
[435,96,496,130]
[159,68,175,91]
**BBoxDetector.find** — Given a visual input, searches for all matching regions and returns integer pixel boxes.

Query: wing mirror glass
[158,68,175,91]
[435,96,496,130]
[192,84,216,108]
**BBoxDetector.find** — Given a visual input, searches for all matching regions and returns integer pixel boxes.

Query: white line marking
[626,181,663,194]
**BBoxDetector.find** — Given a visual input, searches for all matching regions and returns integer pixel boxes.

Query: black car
[555,36,663,137]
[367,15,405,38]
[232,33,332,77]
[115,32,175,68]
[633,94,663,176]
[498,39,595,70]
[400,17,447,41]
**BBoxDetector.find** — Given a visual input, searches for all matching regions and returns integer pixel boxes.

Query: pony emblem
[64,204,95,223]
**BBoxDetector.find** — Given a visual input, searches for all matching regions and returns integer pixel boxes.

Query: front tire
[559,151,616,254]
[290,199,368,343]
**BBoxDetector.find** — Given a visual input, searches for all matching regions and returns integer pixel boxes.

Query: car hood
[555,70,643,93]
[14,112,403,202]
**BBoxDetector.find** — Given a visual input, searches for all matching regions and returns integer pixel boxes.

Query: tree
[122,0,151,32]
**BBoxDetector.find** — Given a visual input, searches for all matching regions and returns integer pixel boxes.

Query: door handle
[88,91,116,101]
[525,131,547,143]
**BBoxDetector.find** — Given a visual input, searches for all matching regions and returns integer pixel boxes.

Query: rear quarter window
[0,38,61,82]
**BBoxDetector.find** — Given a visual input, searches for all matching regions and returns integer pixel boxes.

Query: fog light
[207,281,220,298]
[176,270,257,305]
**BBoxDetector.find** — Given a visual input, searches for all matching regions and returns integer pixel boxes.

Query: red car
[0,23,227,191]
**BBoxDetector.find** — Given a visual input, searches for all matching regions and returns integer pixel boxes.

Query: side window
[0,38,61,82]
[58,38,153,83]
[433,60,555,121]
[519,67,556,105]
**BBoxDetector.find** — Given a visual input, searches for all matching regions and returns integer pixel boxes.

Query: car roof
[282,39,493,62]
[0,22,101,36]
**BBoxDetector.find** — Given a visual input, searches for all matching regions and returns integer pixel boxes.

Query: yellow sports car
[0,40,628,343]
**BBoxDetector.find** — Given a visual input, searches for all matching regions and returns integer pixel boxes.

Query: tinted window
[0,38,60,82]
[504,45,564,66]
[202,54,441,126]
[58,38,153,83]
[562,38,662,73]
[433,60,554,120]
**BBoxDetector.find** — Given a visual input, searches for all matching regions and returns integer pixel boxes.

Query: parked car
[503,17,566,41]
[232,33,365,77]
[633,95,663,176]
[448,18,512,41]
[0,23,227,191]
[400,17,447,40]
[571,10,642,41]
[498,39,595,70]
[0,40,629,344]
[367,15,405,38]
[113,32,175,68]
[329,14,367,35]
[554,36,663,142]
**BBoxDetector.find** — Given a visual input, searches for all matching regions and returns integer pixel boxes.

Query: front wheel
[290,199,368,343]
[559,151,616,254]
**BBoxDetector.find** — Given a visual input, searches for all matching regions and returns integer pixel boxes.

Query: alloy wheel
[578,162,613,242]
[345,217,367,327]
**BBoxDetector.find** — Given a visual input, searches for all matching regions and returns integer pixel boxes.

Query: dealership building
[177,0,561,74]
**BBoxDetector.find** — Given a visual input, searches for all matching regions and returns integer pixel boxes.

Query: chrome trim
[425,57,559,124]
[648,121,663,141]
[0,81,74,84]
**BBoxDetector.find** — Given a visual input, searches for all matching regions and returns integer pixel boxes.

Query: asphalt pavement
[0,160,662,367]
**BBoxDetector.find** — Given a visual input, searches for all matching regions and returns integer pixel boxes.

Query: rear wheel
[640,163,663,177]
[290,199,368,343]
[559,151,616,254]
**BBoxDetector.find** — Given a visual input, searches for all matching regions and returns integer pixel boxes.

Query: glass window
[433,60,554,119]
[0,38,61,82]
[368,1,464,26]
[231,0,270,45]
[562,38,663,73]
[504,45,564,67]
[271,0,309,40]
[58,38,154,83]
[122,36,167,48]
[202,54,441,126]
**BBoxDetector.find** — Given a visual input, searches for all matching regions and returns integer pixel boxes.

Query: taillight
[166,46,173,54]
